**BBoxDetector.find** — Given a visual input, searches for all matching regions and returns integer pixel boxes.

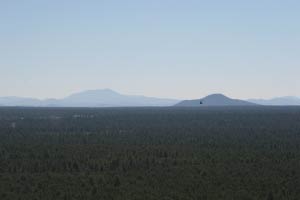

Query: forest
[0,106,300,200]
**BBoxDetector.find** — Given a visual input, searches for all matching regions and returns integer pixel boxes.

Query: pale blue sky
[1,0,299,99]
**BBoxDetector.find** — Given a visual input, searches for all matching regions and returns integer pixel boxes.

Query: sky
[0,0,299,100]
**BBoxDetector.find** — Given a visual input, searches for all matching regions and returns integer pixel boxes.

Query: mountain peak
[65,89,121,99]
[82,88,119,94]
[204,93,228,99]
[175,94,256,107]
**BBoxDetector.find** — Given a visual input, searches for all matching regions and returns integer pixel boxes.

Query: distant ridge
[175,94,257,107]
[248,96,300,106]
[58,89,179,107]
[0,89,180,107]
[2,90,299,107]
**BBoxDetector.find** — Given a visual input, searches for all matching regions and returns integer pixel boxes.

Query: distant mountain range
[248,96,300,105]
[0,89,180,107]
[0,89,299,107]
[175,94,257,107]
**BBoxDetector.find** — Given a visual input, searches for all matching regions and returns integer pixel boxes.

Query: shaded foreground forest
[0,107,300,200]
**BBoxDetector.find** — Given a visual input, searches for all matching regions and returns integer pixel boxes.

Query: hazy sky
[1,0,299,100]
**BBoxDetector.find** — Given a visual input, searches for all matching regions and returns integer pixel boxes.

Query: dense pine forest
[0,106,300,200]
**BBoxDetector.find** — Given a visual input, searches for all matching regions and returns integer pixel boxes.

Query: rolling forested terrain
[0,107,300,200]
